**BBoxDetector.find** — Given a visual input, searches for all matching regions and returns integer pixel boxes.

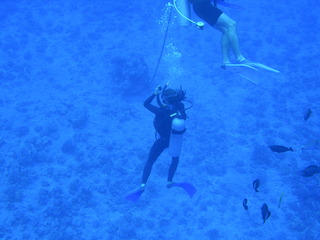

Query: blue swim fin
[244,62,280,73]
[125,189,144,202]
[169,182,197,198]
[221,63,260,84]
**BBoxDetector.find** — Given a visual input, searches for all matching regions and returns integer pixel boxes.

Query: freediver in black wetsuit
[141,85,187,190]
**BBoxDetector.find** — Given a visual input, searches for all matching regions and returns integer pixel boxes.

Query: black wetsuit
[142,94,187,184]
[189,0,223,26]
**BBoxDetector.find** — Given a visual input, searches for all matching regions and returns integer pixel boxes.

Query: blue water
[1,0,319,239]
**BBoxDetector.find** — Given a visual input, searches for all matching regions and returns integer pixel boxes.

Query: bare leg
[214,13,246,64]
[219,26,231,64]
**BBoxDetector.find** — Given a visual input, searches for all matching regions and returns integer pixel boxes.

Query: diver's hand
[154,85,162,95]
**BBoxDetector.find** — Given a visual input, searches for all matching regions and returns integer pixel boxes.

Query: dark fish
[242,198,248,210]
[253,179,260,192]
[269,145,294,153]
[261,203,271,224]
[301,165,320,177]
[304,108,312,121]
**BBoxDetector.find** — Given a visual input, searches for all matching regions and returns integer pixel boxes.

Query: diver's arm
[156,94,164,108]
[143,94,160,114]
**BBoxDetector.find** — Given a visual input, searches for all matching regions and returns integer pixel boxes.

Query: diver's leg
[141,137,168,186]
[214,13,246,63]
[167,157,179,183]
[215,25,231,64]
[221,30,231,64]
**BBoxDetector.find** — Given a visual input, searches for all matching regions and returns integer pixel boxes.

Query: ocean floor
[0,0,320,239]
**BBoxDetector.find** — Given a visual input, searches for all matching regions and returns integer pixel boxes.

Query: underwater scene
[0,0,319,239]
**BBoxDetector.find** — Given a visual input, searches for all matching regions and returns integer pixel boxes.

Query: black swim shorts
[192,1,223,26]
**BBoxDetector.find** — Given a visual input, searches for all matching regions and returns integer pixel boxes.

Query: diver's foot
[237,58,252,64]
[222,60,231,65]
[236,56,246,62]
[140,184,146,191]
[125,185,145,201]
[167,181,175,189]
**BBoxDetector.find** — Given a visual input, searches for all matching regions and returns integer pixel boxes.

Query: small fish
[269,145,294,153]
[242,198,248,210]
[304,108,312,121]
[253,179,260,192]
[261,203,271,224]
[301,165,320,177]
